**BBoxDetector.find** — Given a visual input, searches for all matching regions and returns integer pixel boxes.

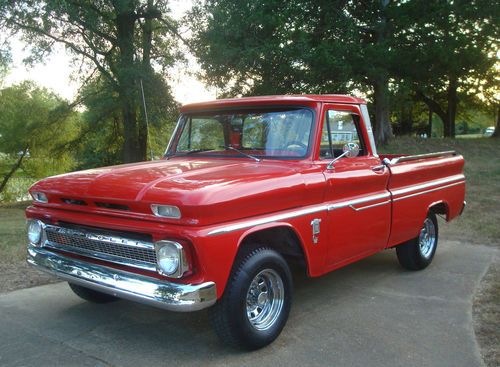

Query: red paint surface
[27,95,465,299]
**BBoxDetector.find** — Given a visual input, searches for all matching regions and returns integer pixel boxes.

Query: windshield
[168,108,314,159]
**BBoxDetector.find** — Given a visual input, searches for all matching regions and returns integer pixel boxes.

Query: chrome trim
[393,181,465,202]
[154,240,189,278]
[207,192,391,236]
[460,201,466,215]
[44,224,154,250]
[151,204,181,219]
[44,240,157,272]
[360,104,378,157]
[43,224,157,272]
[207,205,328,236]
[27,219,46,246]
[388,151,456,165]
[164,114,184,157]
[27,245,217,312]
[349,199,391,211]
[327,192,390,210]
[391,175,465,197]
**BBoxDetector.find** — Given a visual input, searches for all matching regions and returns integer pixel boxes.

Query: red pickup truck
[26,95,466,349]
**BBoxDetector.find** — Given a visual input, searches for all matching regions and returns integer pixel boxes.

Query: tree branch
[10,20,118,88]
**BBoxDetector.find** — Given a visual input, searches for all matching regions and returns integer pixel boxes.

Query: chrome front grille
[43,224,157,271]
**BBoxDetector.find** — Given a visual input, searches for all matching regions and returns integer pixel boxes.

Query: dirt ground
[473,258,500,367]
[0,261,59,293]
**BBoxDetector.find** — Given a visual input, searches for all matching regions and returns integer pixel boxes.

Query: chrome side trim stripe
[389,151,456,165]
[349,199,391,212]
[327,192,390,211]
[391,175,465,197]
[207,205,328,236]
[207,192,391,236]
[393,180,465,202]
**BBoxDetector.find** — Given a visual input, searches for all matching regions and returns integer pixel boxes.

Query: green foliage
[190,0,499,140]
[0,82,79,201]
[1,0,182,163]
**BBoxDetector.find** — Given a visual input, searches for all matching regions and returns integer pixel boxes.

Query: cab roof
[180,94,366,113]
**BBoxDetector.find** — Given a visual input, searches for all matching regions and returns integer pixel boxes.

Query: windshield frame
[164,105,317,160]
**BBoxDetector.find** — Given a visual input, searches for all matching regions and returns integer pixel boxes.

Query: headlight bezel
[31,191,48,203]
[154,240,189,278]
[27,219,45,246]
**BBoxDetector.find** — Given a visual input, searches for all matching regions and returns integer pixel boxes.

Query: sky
[2,0,216,105]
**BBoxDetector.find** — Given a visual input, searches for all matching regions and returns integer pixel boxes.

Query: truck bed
[380,151,465,247]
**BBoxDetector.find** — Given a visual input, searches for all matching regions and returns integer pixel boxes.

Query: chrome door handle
[371,165,386,172]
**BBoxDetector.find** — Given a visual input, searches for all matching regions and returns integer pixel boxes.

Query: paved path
[0,240,496,367]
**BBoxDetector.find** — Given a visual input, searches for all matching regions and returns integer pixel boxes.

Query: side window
[319,110,366,159]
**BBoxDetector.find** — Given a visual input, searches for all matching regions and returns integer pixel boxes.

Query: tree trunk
[492,106,500,138]
[445,77,458,138]
[0,146,28,194]
[115,1,146,163]
[373,75,393,144]
[427,108,433,137]
[416,90,448,138]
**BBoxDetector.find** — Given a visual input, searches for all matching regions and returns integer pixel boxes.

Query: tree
[190,0,400,143]
[0,82,78,198]
[74,73,178,169]
[394,0,499,138]
[1,0,181,162]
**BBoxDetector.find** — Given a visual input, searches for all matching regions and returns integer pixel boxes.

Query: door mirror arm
[327,142,360,170]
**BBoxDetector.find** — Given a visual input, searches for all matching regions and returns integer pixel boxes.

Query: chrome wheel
[246,269,284,331]
[418,218,436,259]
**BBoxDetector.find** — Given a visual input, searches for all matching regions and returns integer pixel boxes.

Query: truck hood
[31,158,314,226]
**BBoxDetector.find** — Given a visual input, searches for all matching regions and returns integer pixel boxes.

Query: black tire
[209,247,293,350]
[396,212,439,270]
[68,283,119,303]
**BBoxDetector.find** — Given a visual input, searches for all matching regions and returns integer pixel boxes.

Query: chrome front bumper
[27,245,217,312]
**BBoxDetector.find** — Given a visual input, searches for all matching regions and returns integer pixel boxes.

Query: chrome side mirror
[327,142,360,169]
[343,142,360,158]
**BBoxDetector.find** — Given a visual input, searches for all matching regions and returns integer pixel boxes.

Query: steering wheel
[284,141,307,151]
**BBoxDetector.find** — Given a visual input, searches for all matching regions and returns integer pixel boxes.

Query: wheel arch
[427,200,450,221]
[236,222,309,275]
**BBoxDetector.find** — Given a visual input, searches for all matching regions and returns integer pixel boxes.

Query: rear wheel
[68,283,119,303]
[396,212,438,270]
[209,247,292,350]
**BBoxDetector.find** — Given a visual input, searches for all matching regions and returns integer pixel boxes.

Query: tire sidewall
[415,212,439,268]
[226,248,293,349]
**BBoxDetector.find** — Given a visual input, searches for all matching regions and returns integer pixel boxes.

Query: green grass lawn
[0,201,30,263]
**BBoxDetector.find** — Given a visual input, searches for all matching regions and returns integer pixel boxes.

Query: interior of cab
[319,110,365,159]
[174,108,314,158]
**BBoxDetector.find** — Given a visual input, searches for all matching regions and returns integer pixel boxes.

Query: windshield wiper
[183,149,216,155]
[222,145,261,162]
[166,149,215,159]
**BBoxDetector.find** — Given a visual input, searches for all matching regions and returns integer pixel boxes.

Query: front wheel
[68,283,119,303]
[209,247,292,350]
[396,212,439,270]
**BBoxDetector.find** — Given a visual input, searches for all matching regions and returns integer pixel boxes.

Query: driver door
[319,105,391,266]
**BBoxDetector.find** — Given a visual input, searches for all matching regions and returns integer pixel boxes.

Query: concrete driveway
[0,240,496,367]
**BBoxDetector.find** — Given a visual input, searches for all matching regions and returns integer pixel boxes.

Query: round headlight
[27,220,44,245]
[155,240,189,278]
[157,243,180,276]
